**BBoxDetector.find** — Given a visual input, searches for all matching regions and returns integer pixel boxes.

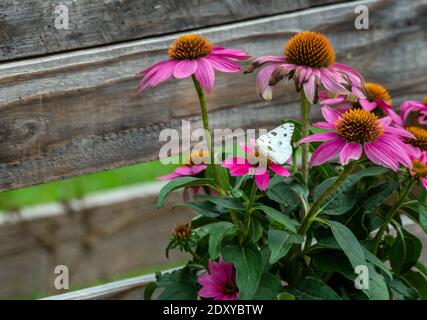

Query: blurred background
[0,0,425,299]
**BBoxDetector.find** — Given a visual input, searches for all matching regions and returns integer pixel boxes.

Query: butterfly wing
[256,123,294,165]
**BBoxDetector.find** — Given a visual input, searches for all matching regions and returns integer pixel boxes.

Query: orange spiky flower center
[423,96,427,106]
[187,149,209,166]
[365,82,392,105]
[412,160,427,178]
[168,34,213,60]
[336,109,384,143]
[405,127,427,151]
[284,31,335,68]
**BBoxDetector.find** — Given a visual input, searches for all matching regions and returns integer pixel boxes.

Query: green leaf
[157,177,215,208]
[248,217,264,243]
[277,292,295,300]
[143,282,158,300]
[389,277,420,300]
[389,229,422,276]
[287,276,342,300]
[266,182,299,210]
[402,270,427,299]
[362,246,392,279]
[365,264,389,300]
[196,194,246,210]
[208,222,237,260]
[313,177,357,215]
[222,243,263,300]
[360,182,398,214]
[418,205,427,234]
[253,273,283,300]
[313,166,390,216]
[328,221,366,269]
[268,229,304,264]
[156,268,199,300]
[175,201,226,218]
[255,205,299,233]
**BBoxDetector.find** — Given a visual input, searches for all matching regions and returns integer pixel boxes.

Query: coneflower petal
[309,138,345,166]
[195,58,215,92]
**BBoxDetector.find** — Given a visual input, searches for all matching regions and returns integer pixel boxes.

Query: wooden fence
[0,0,425,299]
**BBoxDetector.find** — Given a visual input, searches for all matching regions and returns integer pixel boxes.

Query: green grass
[0,160,178,211]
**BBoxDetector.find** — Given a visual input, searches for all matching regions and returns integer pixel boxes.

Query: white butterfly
[255,123,294,165]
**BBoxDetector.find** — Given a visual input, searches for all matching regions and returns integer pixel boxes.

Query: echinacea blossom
[245,31,364,103]
[158,150,209,201]
[297,107,415,171]
[319,82,403,126]
[400,96,427,125]
[138,34,249,93]
[221,141,291,191]
[404,126,427,153]
[198,259,238,300]
[409,148,427,190]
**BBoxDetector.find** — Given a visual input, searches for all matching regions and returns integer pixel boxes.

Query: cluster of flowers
[139,31,427,300]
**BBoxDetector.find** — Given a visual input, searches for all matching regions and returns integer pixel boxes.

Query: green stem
[300,91,310,185]
[187,246,205,267]
[191,75,220,183]
[298,161,357,235]
[243,180,258,241]
[373,178,416,255]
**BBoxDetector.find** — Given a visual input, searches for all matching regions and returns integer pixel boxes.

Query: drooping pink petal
[195,58,215,93]
[190,164,208,175]
[359,99,377,112]
[138,60,177,91]
[221,157,252,176]
[303,73,316,103]
[205,55,241,73]
[320,69,348,95]
[297,131,337,145]
[240,142,256,156]
[210,47,250,60]
[400,100,426,124]
[254,171,270,191]
[422,178,427,190]
[313,121,335,130]
[383,126,415,139]
[364,141,400,171]
[321,106,342,125]
[269,162,290,177]
[332,63,364,88]
[339,142,362,165]
[309,138,346,166]
[173,60,198,79]
[255,63,279,100]
[157,171,180,180]
[175,166,195,175]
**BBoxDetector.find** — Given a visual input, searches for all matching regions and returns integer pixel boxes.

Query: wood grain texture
[0,182,193,299]
[44,222,427,300]
[0,0,426,191]
[0,0,346,62]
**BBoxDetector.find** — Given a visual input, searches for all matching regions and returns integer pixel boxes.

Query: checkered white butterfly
[255,122,294,165]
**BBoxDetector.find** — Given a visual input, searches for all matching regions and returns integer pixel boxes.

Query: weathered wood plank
[0,0,347,62]
[43,220,427,300]
[0,0,426,192]
[0,182,194,299]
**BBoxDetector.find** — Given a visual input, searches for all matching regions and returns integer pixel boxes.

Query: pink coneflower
[198,259,238,300]
[138,34,249,93]
[297,107,415,171]
[409,148,427,190]
[221,141,291,191]
[404,126,427,154]
[158,150,208,201]
[320,82,403,126]
[400,96,427,125]
[245,31,363,103]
